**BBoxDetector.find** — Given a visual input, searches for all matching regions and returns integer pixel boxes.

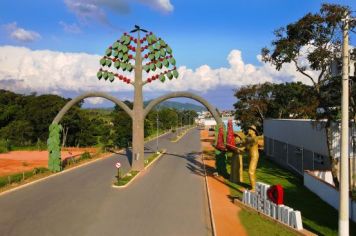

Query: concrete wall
[304,171,356,222]
[264,119,328,156]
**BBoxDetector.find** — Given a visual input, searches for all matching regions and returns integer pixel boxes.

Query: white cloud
[64,0,173,24]
[138,0,173,12]
[59,21,81,34]
[86,97,105,104]
[3,22,41,42]
[0,46,318,97]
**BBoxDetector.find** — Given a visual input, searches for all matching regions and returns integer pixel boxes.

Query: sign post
[115,162,121,182]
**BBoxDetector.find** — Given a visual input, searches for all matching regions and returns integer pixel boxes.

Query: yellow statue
[246,125,260,192]
[230,133,245,183]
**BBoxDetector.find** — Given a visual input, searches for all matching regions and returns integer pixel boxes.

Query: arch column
[144,92,223,126]
[52,92,133,124]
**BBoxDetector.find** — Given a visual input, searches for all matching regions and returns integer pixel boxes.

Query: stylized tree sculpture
[48,25,223,173]
[96,25,179,170]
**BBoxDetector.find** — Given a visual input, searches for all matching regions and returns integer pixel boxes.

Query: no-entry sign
[115,162,121,168]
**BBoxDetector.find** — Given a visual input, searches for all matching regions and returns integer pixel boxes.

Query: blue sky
[0,0,355,109]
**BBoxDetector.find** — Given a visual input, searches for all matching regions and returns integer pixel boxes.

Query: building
[263,119,356,180]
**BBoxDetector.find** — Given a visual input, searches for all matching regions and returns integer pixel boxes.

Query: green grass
[239,208,298,236]
[144,129,171,141]
[225,155,356,236]
[0,167,49,188]
[114,170,139,186]
[144,151,162,167]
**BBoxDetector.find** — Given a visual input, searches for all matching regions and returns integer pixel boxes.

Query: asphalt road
[0,128,212,236]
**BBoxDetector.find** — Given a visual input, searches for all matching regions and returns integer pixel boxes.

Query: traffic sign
[115,162,121,168]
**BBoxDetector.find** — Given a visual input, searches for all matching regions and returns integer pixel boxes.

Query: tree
[234,83,274,132]
[0,120,34,146]
[261,3,355,187]
[270,82,318,119]
[111,101,133,148]
[96,26,179,170]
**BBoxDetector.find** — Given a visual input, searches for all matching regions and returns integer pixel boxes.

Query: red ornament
[126,79,131,83]
[128,55,133,59]
[130,36,133,40]
[143,37,146,41]
[215,125,226,151]
[119,75,123,80]
[267,185,284,205]
[144,54,148,59]
[140,39,144,44]
[226,120,236,151]
[134,39,137,44]
[147,78,151,83]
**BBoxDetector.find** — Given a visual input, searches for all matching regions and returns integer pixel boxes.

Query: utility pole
[339,12,351,236]
[156,110,159,153]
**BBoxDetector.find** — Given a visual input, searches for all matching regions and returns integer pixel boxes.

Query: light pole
[156,110,159,153]
[339,12,354,236]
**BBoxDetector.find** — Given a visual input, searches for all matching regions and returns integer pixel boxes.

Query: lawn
[238,208,298,236]
[144,151,162,167]
[225,155,356,236]
[114,170,140,186]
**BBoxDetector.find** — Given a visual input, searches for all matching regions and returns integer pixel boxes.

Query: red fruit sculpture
[226,119,236,151]
[215,125,226,151]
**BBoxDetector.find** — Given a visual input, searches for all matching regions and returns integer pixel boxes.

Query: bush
[0,139,11,153]
[0,167,49,188]
[36,139,47,151]
[79,152,91,161]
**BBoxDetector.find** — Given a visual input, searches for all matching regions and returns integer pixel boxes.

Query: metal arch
[52,92,133,124]
[143,91,223,126]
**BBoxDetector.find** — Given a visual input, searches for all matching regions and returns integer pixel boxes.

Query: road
[0,128,212,236]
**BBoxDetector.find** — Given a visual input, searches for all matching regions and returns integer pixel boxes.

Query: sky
[0,0,355,109]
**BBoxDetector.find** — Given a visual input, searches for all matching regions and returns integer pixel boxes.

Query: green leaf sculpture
[47,123,62,172]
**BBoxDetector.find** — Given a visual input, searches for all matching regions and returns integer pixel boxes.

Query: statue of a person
[229,133,245,183]
[245,125,260,191]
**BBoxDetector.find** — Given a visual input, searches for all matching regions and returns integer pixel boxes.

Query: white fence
[304,170,356,222]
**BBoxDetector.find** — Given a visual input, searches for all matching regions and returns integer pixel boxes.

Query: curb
[201,155,217,236]
[112,171,142,189]
[0,131,172,196]
[144,149,167,169]
[171,126,196,143]
[0,151,119,197]
[111,149,167,189]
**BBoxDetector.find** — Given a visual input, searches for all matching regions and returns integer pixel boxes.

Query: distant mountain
[85,101,206,112]
[144,100,207,112]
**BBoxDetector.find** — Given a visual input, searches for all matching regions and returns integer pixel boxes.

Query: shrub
[0,139,11,153]
[80,152,91,161]
[36,139,47,151]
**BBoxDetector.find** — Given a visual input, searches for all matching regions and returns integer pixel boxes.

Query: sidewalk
[200,130,247,236]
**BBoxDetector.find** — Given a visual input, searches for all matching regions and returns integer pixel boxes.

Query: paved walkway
[200,129,247,236]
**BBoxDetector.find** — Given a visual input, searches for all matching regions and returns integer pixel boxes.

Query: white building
[263,119,356,186]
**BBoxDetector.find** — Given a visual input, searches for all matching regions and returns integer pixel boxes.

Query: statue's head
[247,125,258,136]
[234,133,243,142]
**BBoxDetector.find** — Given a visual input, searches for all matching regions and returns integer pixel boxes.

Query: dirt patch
[0,148,97,176]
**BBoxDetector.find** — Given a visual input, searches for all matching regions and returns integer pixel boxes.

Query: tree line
[234,3,355,187]
[0,89,197,151]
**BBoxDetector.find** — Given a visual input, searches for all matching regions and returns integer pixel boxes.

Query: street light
[339,13,355,236]
[156,110,159,153]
